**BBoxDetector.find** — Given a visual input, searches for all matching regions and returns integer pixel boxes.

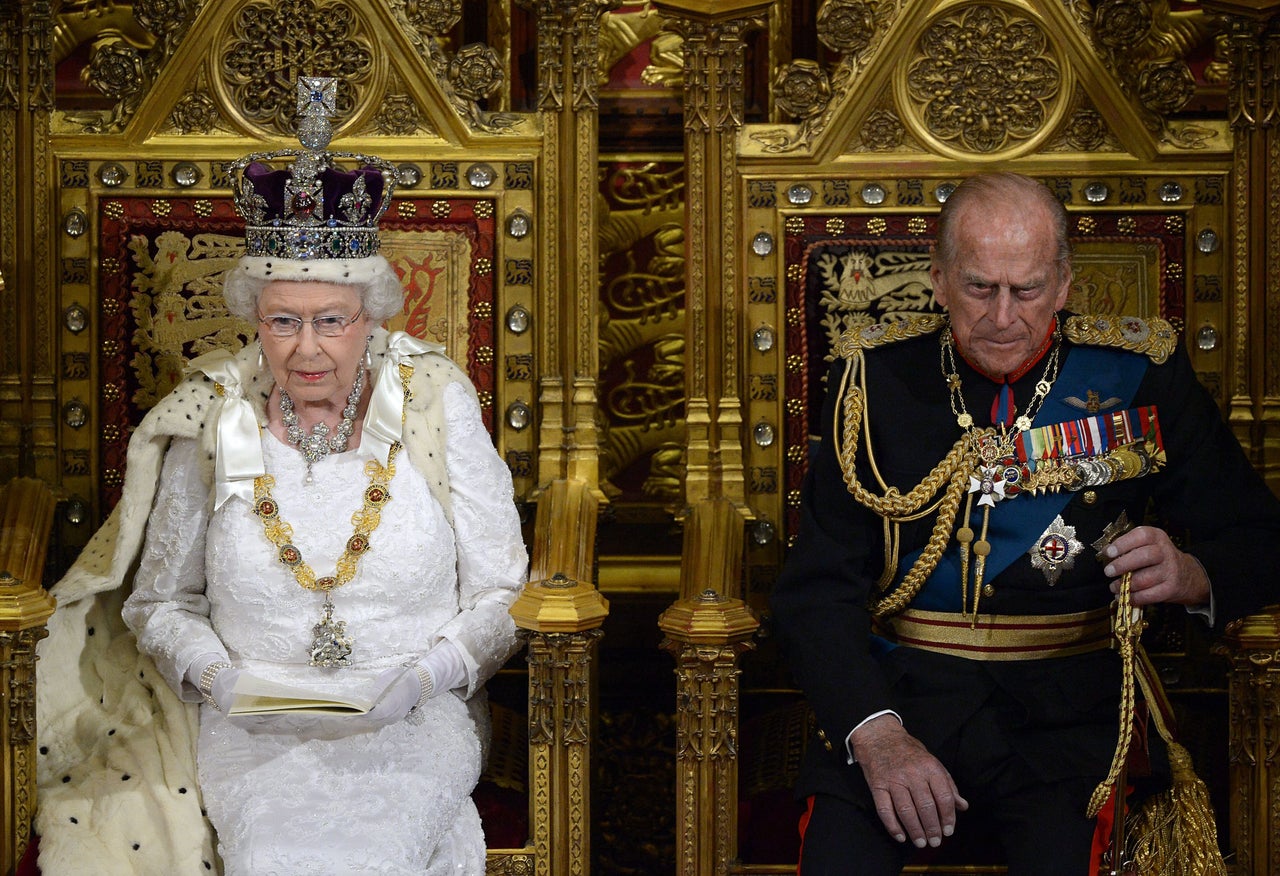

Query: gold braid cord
[832,354,981,619]
[1087,573,1227,875]
[1087,572,1141,818]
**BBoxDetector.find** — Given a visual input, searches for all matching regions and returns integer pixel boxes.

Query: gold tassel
[1124,741,1226,876]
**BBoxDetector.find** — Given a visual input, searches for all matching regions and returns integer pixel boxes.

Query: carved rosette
[1093,0,1154,49]
[485,852,536,875]
[1137,60,1196,116]
[817,0,877,55]
[400,0,463,35]
[87,41,145,100]
[374,93,422,135]
[1062,108,1109,151]
[169,91,221,134]
[859,107,906,151]
[449,43,504,102]
[897,3,1069,159]
[134,0,193,38]
[774,59,832,121]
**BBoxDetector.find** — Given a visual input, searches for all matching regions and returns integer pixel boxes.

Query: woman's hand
[186,653,240,712]
[353,665,429,730]
[208,665,241,713]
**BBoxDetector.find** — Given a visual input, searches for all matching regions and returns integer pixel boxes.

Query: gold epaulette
[1062,314,1178,365]
[833,314,946,359]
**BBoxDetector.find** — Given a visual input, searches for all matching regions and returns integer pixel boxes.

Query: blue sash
[895,345,1149,612]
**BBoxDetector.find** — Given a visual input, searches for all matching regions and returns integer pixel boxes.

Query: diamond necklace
[279,367,366,484]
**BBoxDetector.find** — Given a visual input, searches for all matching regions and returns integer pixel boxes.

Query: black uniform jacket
[770,317,1280,805]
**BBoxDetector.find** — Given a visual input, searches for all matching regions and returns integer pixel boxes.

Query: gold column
[509,479,609,876]
[1204,0,1280,491]
[530,0,616,498]
[1217,611,1280,875]
[0,2,56,487]
[659,497,759,876]
[653,0,770,510]
[1186,3,1280,870]
[1,477,57,873]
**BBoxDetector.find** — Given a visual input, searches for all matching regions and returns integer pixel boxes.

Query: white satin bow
[187,349,265,510]
[362,331,443,465]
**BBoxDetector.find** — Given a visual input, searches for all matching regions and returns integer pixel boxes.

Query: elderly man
[771,171,1280,875]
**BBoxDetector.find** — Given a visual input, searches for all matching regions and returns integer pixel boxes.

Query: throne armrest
[1,478,58,874]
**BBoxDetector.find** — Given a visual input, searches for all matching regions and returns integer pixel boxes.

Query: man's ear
[1053,262,1072,310]
[930,262,949,308]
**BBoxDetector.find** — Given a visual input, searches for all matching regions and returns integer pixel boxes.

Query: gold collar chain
[939,320,1062,619]
[940,318,1061,459]
[253,442,402,667]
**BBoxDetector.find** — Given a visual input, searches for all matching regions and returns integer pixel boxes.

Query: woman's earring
[363,337,373,371]
[257,339,265,370]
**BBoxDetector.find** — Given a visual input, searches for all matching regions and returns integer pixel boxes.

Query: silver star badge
[1029,515,1083,586]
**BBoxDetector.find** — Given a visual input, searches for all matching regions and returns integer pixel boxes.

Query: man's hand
[1102,525,1209,608]
[848,714,969,849]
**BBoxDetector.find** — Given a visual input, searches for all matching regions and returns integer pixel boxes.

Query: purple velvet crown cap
[243,160,388,227]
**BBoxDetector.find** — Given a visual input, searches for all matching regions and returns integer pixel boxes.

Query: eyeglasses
[258,307,365,338]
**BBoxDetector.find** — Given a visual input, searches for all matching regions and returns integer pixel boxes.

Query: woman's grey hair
[222,254,405,323]
[934,172,1072,273]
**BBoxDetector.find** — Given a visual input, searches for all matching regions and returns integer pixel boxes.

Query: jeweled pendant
[309,595,353,667]
[300,424,331,465]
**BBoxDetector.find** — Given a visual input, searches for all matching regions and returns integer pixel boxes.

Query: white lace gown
[123,382,528,876]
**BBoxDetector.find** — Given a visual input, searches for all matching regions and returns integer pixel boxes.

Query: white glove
[185,653,240,713]
[357,665,431,730]
[209,667,241,713]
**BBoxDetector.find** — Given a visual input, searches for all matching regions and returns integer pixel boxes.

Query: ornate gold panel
[894,2,1074,160]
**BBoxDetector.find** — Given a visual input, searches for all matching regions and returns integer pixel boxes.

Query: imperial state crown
[226,77,397,262]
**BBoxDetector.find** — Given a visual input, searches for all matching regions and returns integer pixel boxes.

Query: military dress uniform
[771,313,1280,875]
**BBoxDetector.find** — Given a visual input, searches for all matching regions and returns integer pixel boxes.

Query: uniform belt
[875,606,1114,660]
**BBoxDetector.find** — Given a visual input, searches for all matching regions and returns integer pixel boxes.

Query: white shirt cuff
[845,709,903,765]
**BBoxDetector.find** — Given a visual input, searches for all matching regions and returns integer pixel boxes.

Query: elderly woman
[36,82,526,875]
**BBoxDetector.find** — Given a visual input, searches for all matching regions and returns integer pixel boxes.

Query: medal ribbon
[1014,406,1163,468]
